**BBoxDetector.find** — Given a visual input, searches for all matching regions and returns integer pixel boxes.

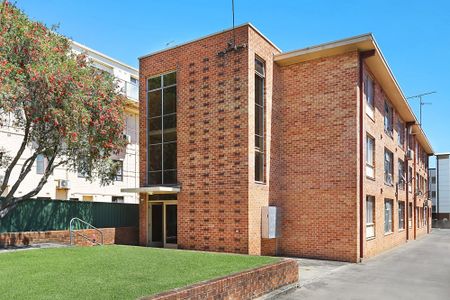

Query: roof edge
[138,23,282,60]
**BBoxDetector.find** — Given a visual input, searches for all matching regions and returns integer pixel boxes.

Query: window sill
[399,229,405,232]
[254,181,266,185]
[384,130,394,139]
[366,175,376,181]
[366,236,376,241]
[384,182,394,187]
[366,110,375,122]
[384,231,393,236]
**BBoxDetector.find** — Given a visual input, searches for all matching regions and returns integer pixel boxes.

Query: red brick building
[127,24,433,262]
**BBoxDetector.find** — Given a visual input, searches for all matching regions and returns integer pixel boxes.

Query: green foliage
[0,246,278,299]
[0,1,127,209]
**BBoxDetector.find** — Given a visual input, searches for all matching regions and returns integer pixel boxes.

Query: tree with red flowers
[0,1,127,216]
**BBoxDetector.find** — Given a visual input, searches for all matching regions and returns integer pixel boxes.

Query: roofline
[138,22,282,60]
[274,33,434,154]
[274,33,373,62]
[71,40,138,74]
[435,153,450,156]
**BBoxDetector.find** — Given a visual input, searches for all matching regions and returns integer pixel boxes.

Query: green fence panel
[0,199,138,233]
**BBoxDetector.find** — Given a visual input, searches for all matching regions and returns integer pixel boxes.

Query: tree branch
[0,118,31,195]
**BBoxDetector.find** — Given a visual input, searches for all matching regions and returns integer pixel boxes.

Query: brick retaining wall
[0,226,138,247]
[142,259,299,300]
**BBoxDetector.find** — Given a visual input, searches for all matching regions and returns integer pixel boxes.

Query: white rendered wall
[438,156,450,213]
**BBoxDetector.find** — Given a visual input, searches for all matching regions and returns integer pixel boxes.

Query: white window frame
[366,135,375,179]
[366,196,375,239]
[364,73,375,120]
[384,199,393,234]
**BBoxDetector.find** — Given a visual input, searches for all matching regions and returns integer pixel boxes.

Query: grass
[0,245,278,299]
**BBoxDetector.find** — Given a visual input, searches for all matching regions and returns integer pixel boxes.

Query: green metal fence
[0,199,138,233]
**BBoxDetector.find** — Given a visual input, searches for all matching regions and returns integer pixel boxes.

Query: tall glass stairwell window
[255,58,265,183]
[147,72,177,185]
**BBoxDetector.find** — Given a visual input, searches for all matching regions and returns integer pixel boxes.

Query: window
[36,154,46,175]
[416,207,419,228]
[397,118,404,148]
[384,149,394,186]
[255,58,265,183]
[408,203,413,228]
[424,206,428,226]
[384,199,393,234]
[398,159,405,190]
[398,201,405,230]
[432,176,436,184]
[432,191,436,198]
[364,73,374,119]
[147,72,177,185]
[366,196,375,239]
[384,100,393,137]
[114,160,123,181]
[130,77,138,84]
[408,166,413,193]
[366,135,375,179]
[112,196,124,203]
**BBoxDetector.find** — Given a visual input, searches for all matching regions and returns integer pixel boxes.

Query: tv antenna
[407,91,436,126]
[218,0,246,57]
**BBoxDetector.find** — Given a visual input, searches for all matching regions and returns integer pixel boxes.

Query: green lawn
[0,245,277,299]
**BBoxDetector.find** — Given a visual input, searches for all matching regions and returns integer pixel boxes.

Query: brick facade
[138,24,433,262]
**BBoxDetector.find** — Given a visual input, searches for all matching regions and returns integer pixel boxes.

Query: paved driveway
[278,229,450,300]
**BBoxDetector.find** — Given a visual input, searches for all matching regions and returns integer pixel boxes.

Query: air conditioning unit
[57,179,71,189]
[407,149,414,160]
[123,134,132,144]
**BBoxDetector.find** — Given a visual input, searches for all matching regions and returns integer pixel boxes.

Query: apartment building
[129,24,433,262]
[429,154,450,221]
[0,41,139,204]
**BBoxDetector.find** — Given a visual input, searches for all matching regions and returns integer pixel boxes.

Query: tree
[0,1,127,216]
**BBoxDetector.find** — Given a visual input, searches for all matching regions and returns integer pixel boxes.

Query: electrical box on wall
[261,206,280,239]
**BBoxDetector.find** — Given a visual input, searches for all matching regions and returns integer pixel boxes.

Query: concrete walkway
[278,229,450,300]
[0,242,67,254]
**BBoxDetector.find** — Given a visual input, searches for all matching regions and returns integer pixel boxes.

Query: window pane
[148,117,162,144]
[163,86,176,115]
[255,135,263,151]
[255,151,264,182]
[148,76,161,90]
[149,144,162,171]
[255,75,264,106]
[148,171,162,185]
[163,115,177,142]
[255,59,265,76]
[163,72,176,87]
[163,142,177,170]
[163,170,177,184]
[148,90,162,118]
[255,105,263,137]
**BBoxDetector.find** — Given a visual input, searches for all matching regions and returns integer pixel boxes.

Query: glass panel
[163,142,177,170]
[163,86,176,115]
[255,151,264,182]
[255,135,263,151]
[163,115,177,142]
[148,117,162,144]
[148,76,161,91]
[255,105,263,137]
[148,90,162,118]
[149,144,162,171]
[255,59,265,76]
[255,75,264,106]
[163,72,176,87]
[165,204,177,244]
[151,204,163,243]
[163,170,177,184]
[148,171,162,185]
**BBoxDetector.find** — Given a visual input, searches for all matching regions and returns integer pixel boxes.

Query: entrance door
[148,201,177,248]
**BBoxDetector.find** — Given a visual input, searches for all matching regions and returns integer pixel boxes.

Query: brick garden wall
[0,227,138,247]
[143,259,299,300]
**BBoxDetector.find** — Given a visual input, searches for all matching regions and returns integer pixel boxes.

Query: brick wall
[273,52,360,262]
[0,227,138,247]
[139,26,251,253]
[143,259,298,300]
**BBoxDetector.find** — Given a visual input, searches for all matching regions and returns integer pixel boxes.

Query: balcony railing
[117,78,138,100]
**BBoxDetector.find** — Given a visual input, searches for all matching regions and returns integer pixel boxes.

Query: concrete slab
[0,242,67,254]
[277,229,450,300]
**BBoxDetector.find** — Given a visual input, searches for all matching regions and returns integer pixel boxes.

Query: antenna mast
[407,91,436,126]
[232,0,236,47]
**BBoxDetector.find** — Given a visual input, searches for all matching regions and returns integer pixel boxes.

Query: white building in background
[0,41,139,204]
[430,153,450,219]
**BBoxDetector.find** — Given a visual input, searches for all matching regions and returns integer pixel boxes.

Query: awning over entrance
[120,186,180,195]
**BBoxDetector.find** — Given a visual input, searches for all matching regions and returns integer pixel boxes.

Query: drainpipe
[358,50,375,262]
[405,122,414,241]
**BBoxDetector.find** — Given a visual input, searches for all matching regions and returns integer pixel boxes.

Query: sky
[15,0,450,166]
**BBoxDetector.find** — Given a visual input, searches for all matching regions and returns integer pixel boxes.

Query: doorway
[148,201,177,248]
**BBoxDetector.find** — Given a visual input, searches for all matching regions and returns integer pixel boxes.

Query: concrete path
[278,229,450,300]
[0,242,67,254]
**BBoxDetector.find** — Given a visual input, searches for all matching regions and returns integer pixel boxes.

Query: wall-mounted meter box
[261,206,280,239]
